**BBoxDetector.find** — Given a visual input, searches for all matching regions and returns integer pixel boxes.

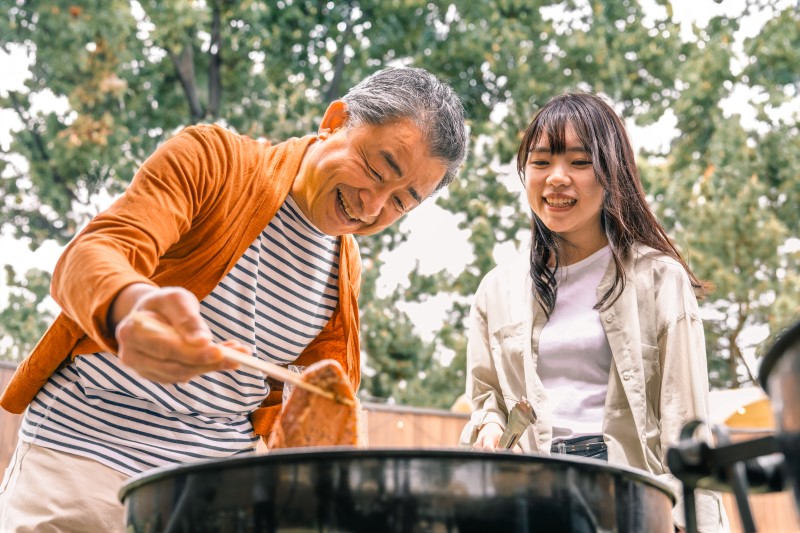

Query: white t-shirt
[537,245,612,440]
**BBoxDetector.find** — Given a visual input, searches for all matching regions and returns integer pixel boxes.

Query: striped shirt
[21,195,340,476]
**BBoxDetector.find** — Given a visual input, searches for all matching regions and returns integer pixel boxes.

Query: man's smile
[338,189,362,222]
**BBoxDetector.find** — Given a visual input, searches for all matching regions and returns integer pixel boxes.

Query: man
[0,66,468,531]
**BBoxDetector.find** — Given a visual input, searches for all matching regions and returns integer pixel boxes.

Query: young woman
[459,92,726,531]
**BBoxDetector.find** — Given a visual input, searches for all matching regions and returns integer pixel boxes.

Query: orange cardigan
[0,124,362,438]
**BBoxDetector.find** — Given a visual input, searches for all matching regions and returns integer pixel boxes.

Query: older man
[0,66,468,532]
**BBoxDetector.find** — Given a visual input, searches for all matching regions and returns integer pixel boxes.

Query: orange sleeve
[50,126,230,353]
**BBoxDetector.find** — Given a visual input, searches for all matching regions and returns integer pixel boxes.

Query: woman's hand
[113,284,240,382]
[473,422,504,451]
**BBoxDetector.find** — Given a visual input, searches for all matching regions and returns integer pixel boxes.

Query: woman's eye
[529,160,549,167]
[574,160,592,167]
[394,196,407,212]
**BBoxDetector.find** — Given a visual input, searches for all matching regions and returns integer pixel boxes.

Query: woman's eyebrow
[528,145,589,154]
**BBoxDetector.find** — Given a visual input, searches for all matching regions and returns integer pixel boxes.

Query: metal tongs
[498,396,538,450]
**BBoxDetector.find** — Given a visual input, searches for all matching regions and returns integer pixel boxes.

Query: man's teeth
[338,191,360,221]
[545,198,576,207]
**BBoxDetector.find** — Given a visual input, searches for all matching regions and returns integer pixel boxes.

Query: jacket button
[622,372,631,381]
[605,314,614,323]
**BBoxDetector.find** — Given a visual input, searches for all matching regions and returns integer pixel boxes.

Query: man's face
[291,103,447,236]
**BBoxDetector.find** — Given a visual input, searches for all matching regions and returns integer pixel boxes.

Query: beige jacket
[460,243,726,531]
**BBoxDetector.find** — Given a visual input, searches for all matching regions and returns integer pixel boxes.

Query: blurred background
[0,0,798,411]
[1,2,799,529]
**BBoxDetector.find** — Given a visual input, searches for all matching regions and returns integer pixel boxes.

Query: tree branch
[728,300,757,386]
[167,43,205,122]
[7,92,77,205]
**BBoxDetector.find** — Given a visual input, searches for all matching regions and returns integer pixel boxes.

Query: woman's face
[523,125,607,257]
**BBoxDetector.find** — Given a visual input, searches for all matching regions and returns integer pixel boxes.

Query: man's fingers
[170,314,214,345]
[118,332,233,381]
[219,339,250,354]
[113,287,248,382]
[117,313,222,368]
[127,357,230,383]
[138,287,213,346]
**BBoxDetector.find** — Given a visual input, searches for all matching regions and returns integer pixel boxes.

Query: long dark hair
[515,92,707,317]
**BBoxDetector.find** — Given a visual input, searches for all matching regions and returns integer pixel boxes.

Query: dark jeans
[550,435,608,461]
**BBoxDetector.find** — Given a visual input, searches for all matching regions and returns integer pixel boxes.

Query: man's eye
[394,196,407,212]
[368,165,383,182]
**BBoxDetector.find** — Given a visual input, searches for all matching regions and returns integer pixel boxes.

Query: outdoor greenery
[0,1,797,407]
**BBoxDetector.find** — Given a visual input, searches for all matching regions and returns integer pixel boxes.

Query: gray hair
[342,67,468,192]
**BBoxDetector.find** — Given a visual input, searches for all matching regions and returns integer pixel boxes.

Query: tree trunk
[324,2,354,104]
[168,43,204,122]
[208,0,223,118]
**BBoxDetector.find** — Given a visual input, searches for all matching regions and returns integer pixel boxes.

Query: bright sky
[0,1,794,364]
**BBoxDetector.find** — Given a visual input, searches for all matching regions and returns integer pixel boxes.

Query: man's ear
[319,100,348,133]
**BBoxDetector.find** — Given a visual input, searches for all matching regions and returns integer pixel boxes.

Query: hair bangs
[517,98,595,178]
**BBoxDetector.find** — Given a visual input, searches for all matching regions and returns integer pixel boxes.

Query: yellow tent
[708,387,775,429]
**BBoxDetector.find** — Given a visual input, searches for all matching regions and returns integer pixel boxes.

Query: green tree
[1,1,798,403]
[0,266,53,360]
[647,4,800,388]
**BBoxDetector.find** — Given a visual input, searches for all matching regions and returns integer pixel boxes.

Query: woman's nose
[545,163,571,186]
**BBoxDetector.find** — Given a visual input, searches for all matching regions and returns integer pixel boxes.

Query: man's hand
[473,421,504,451]
[113,284,240,382]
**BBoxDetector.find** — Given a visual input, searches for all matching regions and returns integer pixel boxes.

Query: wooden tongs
[129,312,354,407]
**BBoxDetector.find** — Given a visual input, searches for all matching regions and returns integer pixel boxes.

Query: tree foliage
[0,265,52,360]
[1,1,797,401]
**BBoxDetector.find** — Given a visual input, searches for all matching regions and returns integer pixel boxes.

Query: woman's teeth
[545,198,576,208]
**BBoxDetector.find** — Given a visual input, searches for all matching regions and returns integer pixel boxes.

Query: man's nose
[359,186,391,218]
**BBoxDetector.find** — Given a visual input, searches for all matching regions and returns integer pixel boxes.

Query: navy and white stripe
[21,195,340,476]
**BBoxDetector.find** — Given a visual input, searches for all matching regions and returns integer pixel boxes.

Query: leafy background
[1,0,798,408]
